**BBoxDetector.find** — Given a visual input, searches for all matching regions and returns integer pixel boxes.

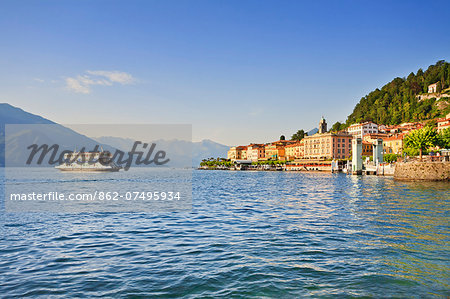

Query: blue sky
[1,0,449,145]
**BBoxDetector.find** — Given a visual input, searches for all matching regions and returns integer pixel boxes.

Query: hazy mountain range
[94,136,229,167]
[307,128,319,136]
[0,104,117,167]
[0,103,229,167]
[0,103,321,167]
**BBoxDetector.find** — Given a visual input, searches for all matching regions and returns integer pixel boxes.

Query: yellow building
[227,146,247,161]
[363,133,388,144]
[285,141,304,160]
[241,147,247,160]
[383,135,404,155]
[264,140,292,160]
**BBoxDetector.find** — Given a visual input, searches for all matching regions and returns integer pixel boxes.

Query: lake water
[0,169,449,297]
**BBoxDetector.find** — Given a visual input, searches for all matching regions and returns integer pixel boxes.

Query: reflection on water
[0,169,449,297]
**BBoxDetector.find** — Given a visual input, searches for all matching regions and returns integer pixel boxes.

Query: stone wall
[394,161,450,181]
[416,92,449,101]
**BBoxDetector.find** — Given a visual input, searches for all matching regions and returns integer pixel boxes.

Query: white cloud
[66,77,90,94]
[65,70,135,94]
[86,70,134,84]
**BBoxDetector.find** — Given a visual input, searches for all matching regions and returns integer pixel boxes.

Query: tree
[425,119,437,129]
[291,129,305,141]
[330,122,344,132]
[345,61,450,126]
[438,127,450,149]
[384,154,398,163]
[280,135,285,140]
[403,127,438,160]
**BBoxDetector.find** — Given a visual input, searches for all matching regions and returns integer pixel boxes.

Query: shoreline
[197,167,395,175]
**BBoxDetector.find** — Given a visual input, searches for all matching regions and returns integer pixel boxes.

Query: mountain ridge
[0,103,229,167]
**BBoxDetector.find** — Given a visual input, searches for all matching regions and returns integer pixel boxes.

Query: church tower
[319,116,327,134]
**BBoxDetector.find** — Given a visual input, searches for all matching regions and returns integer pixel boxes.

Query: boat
[55,151,121,172]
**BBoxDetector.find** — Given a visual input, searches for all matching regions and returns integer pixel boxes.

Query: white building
[347,121,378,138]
[428,82,438,93]
[246,144,265,162]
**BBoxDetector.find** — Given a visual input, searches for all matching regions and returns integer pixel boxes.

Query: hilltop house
[428,82,439,93]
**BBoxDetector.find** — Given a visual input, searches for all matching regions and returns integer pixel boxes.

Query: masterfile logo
[26,141,170,171]
[4,124,192,213]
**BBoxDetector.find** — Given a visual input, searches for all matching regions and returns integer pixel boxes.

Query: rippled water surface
[1,169,449,297]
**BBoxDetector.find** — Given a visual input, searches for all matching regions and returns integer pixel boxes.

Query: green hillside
[332,60,450,131]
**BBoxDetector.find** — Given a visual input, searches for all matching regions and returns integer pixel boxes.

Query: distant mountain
[0,103,54,125]
[95,136,229,167]
[192,139,229,165]
[0,103,114,166]
[0,104,229,168]
[307,128,319,136]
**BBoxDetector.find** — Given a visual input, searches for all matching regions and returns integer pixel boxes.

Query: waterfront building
[285,159,334,172]
[303,132,352,160]
[247,144,265,162]
[363,133,389,144]
[362,141,373,156]
[241,147,248,160]
[227,146,247,161]
[285,141,304,160]
[264,140,292,160]
[383,135,404,155]
[347,121,378,138]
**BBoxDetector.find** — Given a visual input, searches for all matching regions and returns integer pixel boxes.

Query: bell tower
[319,116,327,134]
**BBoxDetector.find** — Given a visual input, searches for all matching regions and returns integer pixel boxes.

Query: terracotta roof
[383,134,404,141]
[285,142,304,148]
[348,121,378,128]
[365,133,388,137]
[247,144,264,148]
